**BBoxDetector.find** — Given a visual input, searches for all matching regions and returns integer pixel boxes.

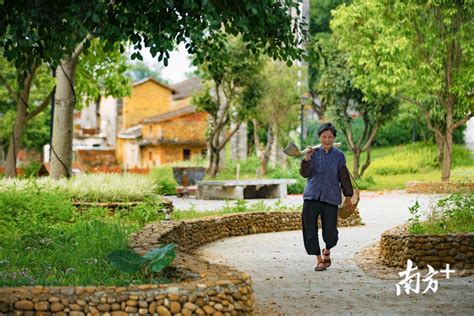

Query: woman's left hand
[344,197,355,212]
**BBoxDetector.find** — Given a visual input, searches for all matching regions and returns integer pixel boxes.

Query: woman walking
[300,123,354,271]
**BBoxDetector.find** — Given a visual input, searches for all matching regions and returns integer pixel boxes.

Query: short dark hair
[317,122,337,137]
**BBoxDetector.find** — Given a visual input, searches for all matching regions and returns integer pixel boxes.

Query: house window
[183,149,191,161]
[149,125,153,133]
[149,151,153,161]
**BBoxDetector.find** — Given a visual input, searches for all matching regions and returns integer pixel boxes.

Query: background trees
[331,0,473,181]
[252,60,300,176]
[194,39,264,177]
[0,0,305,178]
[314,34,398,178]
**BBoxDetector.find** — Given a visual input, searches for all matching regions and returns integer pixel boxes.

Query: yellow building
[116,77,206,169]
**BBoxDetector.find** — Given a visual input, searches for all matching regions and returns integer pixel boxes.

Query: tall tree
[252,60,300,176]
[315,33,398,178]
[0,57,54,177]
[0,0,306,178]
[194,38,264,177]
[0,40,130,178]
[331,0,473,181]
[307,0,349,119]
[50,39,130,179]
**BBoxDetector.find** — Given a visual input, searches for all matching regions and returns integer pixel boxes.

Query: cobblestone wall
[130,211,363,254]
[0,253,254,316]
[380,225,474,270]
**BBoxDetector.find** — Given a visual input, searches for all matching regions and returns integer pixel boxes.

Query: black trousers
[301,199,339,255]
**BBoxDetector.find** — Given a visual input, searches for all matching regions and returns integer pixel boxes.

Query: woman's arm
[338,165,354,197]
[300,159,312,178]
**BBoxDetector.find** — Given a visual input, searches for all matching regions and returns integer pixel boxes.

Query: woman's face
[320,130,335,151]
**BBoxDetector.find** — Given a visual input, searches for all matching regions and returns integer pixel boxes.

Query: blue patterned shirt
[300,146,353,206]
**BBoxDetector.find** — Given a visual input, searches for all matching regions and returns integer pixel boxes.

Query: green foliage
[331,0,473,180]
[150,166,178,196]
[0,1,305,77]
[408,193,474,234]
[115,204,165,228]
[107,250,147,275]
[172,199,301,220]
[75,39,132,109]
[107,243,176,283]
[0,219,135,286]
[0,187,75,231]
[250,60,301,154]
[0,182,169,286]
[0,174,159,202]
[21,160,43,178]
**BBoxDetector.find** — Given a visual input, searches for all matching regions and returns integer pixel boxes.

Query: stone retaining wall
[130,210,363,254]
[380,225,474,270]
[0,254,254,316]
[406,181,473,194]
[1,210,362,315]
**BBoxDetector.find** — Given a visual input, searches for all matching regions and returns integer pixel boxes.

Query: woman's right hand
[304,146,314,161]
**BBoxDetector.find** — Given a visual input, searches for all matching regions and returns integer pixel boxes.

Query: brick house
[116,77,206,168]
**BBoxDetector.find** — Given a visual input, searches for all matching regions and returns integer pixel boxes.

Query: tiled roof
[142,106,198,124]
[132,77,176,92]
[171,77,203,100]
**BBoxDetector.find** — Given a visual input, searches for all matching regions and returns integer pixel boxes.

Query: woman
[300,122,354,271]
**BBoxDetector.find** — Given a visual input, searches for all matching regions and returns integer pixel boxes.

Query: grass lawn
[151,142,473,192]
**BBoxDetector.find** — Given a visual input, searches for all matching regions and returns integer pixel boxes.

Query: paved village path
[184,192,474,315]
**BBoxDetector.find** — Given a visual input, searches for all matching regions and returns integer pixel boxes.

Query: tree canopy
[0,0,306,76]
[331,0,473,181]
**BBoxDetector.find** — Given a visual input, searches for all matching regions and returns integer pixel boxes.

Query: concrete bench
[196,179,297,200]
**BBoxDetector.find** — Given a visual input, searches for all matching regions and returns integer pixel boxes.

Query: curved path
[195,192,474,315]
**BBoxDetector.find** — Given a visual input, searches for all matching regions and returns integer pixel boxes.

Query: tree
[50,39,130,179]
[331,0,473,181]
[315,34,398,178]
[252,60,300,176]
[0,57,54,177]
[0,0,306,178]
[194,38,264,177]
[307,0,350,119]
[0,40,130,178]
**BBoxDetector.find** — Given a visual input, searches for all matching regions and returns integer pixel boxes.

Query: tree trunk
[259,125,274,177]
[441,133,452,182]
[4,72,34,178]
[50,58,78,179]
[207,148,220,178]
[5,101,28,178]
[359,148,371,178]
[352,149,361,179]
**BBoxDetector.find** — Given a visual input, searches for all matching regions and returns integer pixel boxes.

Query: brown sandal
[322,248,331,268]
[315,259,326,271]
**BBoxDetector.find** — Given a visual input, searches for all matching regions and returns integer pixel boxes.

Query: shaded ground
[194,192,474,315]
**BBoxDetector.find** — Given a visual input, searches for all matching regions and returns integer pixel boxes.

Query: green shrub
[0,174,159,202]
[267,158,305,194]
[0,220,134,286]
[0,185,169,287]
[355,176,375,190]
[150,166,177,195]
[21,160,43,178]
[0,187,75,231]
[408,193,474,234]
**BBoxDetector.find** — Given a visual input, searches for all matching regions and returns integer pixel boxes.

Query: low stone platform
[196,179,297,200]
[406,181,473,194]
